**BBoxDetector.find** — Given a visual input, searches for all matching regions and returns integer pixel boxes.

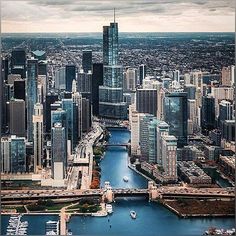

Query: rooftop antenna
[114,8,116,23]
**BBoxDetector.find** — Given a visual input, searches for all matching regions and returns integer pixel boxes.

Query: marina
[6,215,28,235]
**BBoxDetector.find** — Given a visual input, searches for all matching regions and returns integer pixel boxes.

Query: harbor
[6,215,28,235]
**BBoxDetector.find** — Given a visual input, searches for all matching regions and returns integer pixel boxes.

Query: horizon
[2,31,234,34]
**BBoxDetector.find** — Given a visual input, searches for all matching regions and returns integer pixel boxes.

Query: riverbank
[162,199,235,218]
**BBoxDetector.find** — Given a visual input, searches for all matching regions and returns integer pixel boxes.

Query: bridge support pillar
[103,181,114,203]
[148,181,159,201]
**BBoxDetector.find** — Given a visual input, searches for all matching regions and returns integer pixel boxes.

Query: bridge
[104,143,130,147]
[1,181,235,204]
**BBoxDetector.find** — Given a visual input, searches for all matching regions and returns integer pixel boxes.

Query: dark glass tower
[92,63,103,116]
[201,95,216,134]
[11,48,26,78]
[99,11,127,119]
[139,64,146,85]
[164,91,188,148]
[26,59,38,142]
[65,65,76,92]
[14,80,25,100]
[136,88,157,116]
[82,50,92,73]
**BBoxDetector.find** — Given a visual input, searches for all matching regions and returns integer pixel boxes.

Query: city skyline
[1,0,235,33]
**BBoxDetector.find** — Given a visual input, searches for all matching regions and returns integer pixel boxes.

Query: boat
[123,176,129,182]
[106,204,113,214]
[130,210,137,219]
[45,220,59,235]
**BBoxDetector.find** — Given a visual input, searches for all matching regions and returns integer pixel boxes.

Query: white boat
[106,204,113,214]
[123,176,129,182]
[130,210,137,219]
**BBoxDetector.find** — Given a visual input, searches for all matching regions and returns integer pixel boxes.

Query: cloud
[1,0,235,32]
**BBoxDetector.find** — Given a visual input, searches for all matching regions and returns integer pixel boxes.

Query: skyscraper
[55,67,66,91]
[26,59,38,142]
[156,121,169,165]
[139,64,147,85]
[82,97,91,133]
[148,118,159,163]
[201,95,216,134]
[51,108,67,132]
[13,79,25,100]
[9,99,25,137]
[45,94,58,133]
[1,137,11,173]
[218,100,232,130]
[161,135,178,181]
[51,123,67,180]
[140,114,154,159]
[65,65,76,92]
[72,92,83,141]
[99,12,127,119]
[164,91,188,148]
[92,63,103,116]
[11,48,26,78]
[124,68,138,92]
[33,103,43,173]
[136,88,158,116]
[10,136,26,173]
[77,70,92,100]
[82,50,92,73]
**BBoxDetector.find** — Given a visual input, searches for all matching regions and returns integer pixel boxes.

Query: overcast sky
[1,0,235,33]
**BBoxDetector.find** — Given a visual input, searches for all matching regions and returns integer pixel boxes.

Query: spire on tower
[114,8,116,23]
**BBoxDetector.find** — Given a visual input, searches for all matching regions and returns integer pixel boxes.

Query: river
[1,128,234,236]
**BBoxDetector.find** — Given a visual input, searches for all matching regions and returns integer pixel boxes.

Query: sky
[1,0,235,33]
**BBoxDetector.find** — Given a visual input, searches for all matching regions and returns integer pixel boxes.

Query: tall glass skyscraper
[164,91,188,148]
[10,136,26,173]
[51,123,67,180]
[26,59,38,142]
[99,14,127,119]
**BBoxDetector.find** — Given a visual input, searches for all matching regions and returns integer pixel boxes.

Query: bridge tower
[103,181,114,203]
[148,181,160,201]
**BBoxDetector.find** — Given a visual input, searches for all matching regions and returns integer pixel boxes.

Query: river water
[1,128,234,236]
